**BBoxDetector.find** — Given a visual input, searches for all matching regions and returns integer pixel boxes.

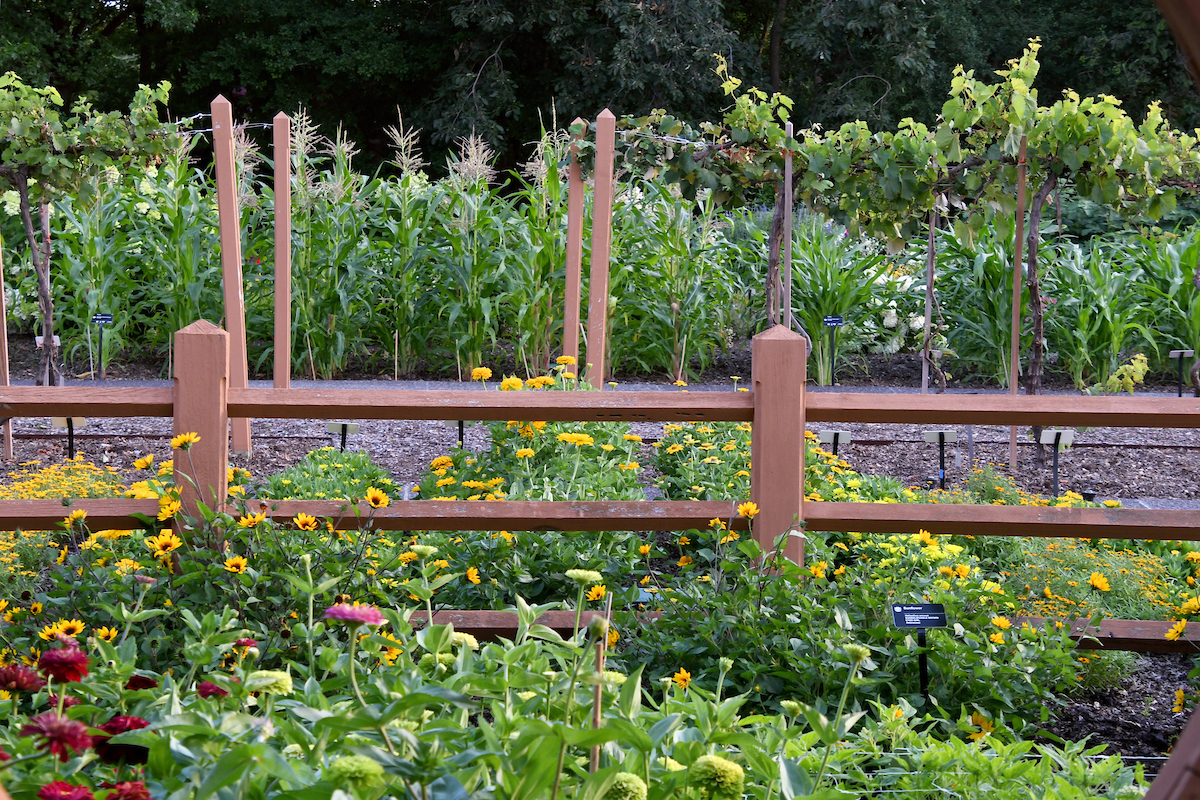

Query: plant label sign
[891,603,947,629]
[92,313,114,325]
[823,315,844,327]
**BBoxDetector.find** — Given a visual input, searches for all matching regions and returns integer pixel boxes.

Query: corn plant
[1137,229,1200,379]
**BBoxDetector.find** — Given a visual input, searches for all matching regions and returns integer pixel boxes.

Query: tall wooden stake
[563,118,587,368]
[585,110,616,389]
[782,121,794,330]
[1008,135,1028,469]
[173,320,230,521]
[0,240,12,459]
[212,96,252,454]
[921,210,937,394]
[273,112,292,389]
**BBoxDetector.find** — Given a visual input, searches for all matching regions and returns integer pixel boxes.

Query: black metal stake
[1051,431,1062,498]
[829,327,837,385]
[831,432,840,456]
[67,418,75,460]
[1180,354,1187,398]
[98,323,105,380]
[918,628,929,702]
[938,432,946,490]
[458,420,465,447]
[339,423,349,452]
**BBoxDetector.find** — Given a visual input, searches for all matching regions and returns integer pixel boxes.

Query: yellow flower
[466,567,481,584]
[678,535,690,546]
[619,462,640,470]
[991,616,1011,630]
[638,544,651,556]
[365,487,390,508]
[157,498,182,521]
[171,432,201,450]
[431,456,454,470]
[1175,689,1187,713]
[674,380,688,387]
[238,511,267,528]
[989,632,1005,644]
[224,555,248,574]
[94,626,119,643]
[737,501,759,519]
[1088,572,1111,592]
[157,459,174,477]
[556,355,576,366]
[672,668,691,690]
[562,372,576,379]
[586,584,606,602]
[63,509,87,527]
[623,434,642,442]
[294,513,319,531]
[147,531,183,558]
[677,556,693,567]
[227,485,246,498]
[500,376,523,391]
[1102,499,1121,508]
[133,455,154,470]
[607,626,619,648]
[1166,619,1187,641]
[708,518,726,531]
[471,367,492,381]
[58,619,86,637]
[515,448,534,459]
[968,712,994,741]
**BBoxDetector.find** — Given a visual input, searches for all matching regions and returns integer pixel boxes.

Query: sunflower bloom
[365,487,390,508]
[1167,620,1187,641]
[1088,572,1110,592]
[672,668,691,690]
[224,556,248,574]
[170,432,201,450]
[736,501,759,519]
[293,513,319,531]
[466,567,481,584]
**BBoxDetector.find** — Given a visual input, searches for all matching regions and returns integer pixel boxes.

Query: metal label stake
[891,602,947,704]
[823,315,844,383]
[92,314,113,379]
[1039,429,1075,498]
[326,422,359,452]
[818,430,852,456]
[923,430,957,489]
[1171,350,1195,397]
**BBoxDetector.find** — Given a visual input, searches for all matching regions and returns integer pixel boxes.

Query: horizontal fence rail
[228,388,754,422]
[0,387,174,417]
[808,392,1200,427]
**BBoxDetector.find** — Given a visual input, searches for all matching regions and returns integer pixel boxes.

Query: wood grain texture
[806,392,1200,427]
[585,109,616,388]
[273,112,292,390]
[174,321,229,514]
[805,501,1200,539]
[751,326,806,562]
[0,386,173,417]
[563,119,586,368]
[256,499,747,531]
[0,499,160,529]
[228,387,754,421]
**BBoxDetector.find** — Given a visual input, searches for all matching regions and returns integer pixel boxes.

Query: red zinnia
[49,693,82,709]
[37,781,94,800]
[38,647,90,683]
[105,782,150,800]
[20,712,93,762]
[0,664,47,693]
[196,680,229,699]
[93,716,150,765]
[0,747,10,761]
[124,675,159,691]
[235,638,258,648]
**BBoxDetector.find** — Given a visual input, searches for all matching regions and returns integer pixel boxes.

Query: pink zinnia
[235,638,258,648]
[93,716,150,765]
[37,781,93,800]
[0,664,46,693]
[38,647,90,683]
[124,675,159,691]
[49,693,82,709]
[196,681,229,699]
[20,712,93,762]
[105,782,150,800]
[323,603,384,626]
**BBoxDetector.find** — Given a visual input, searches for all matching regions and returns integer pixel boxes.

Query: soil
[5,335,1200,761]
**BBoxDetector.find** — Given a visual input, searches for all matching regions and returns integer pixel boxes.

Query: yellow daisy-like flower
[515,448,534,459]
[466,567,481,584]
[1166,619,1187,641]
[94,626,119,643]
[224,555,249,574]
[672,668,691,690]
[737,501,759,519]
[586,584,606,602]
[157,498,182,521]
[1088,572,1111,592]
[227,485,246,498]
[147,531,183,558]
[171,432,201,450]
[431,456,454,470]
[989,631,1005,645]
[365,487,390,508]
[968,712,994,741]
[556,355,576,366]
[294,513,319,531]
[133,454,155,470]
[527,376,555,388]
[37,622,63,641]
[991,616,1011,630]
[607,626,619,648]
[638,544,651,556]
[57,619,86,637]
[63,509,87,527]
[500,376,523,391]
[238,511,267,528]
[471,367,492,381]
[677,556,693,567]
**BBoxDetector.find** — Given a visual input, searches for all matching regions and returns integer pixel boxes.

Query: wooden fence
[1,319,1199,560]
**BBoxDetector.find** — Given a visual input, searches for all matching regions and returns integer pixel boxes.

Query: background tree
[0,74,178,384]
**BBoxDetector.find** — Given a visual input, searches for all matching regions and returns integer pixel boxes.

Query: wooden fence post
[751,325,806,563]
[563,118,587,368]
[0,244,12,459]
[273,111,292,389]
[1008,134,1028,468]
[585,109,616,389]
[782,121,794,331]
[173,320,230,517]
[211,95,252,454]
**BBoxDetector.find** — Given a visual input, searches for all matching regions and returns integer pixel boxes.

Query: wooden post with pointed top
[212,95,252,454]
[782,121,794,331]
[563,118,587,369]
[273,112,292,389]
[751,325,806,564]
[1008,134,1028,469]
[585,110,616,389]
[173,320,229,518]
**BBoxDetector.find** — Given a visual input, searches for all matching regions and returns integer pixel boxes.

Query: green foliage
[260,448,396,501]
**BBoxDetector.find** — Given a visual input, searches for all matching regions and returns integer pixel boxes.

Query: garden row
[1,127,1198,387]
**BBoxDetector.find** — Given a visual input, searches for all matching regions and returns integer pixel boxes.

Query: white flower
[138,179,157,195]
[882,309,898,329]
[908,314,925,330]
[135,201,151,215]
[2,190,21,216]
[144,165,159,178]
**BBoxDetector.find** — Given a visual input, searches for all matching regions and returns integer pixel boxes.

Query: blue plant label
[92,313,114,325]
[891,603,947,629]
[823,315,844,327]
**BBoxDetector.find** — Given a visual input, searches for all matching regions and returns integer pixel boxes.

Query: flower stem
[814,662,857,788]
[347,626,368,709]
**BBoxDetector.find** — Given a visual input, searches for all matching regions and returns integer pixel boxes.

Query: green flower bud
[450,631,479,651]
[566,568,603,585]
[588,615,609,641]
[410,545,438,558]
[780,700,802,717]
[844,643,871,664]
[247,669,293,696]
[689,754,744,800]
[604,773,647,800]
[325,755,384,793]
